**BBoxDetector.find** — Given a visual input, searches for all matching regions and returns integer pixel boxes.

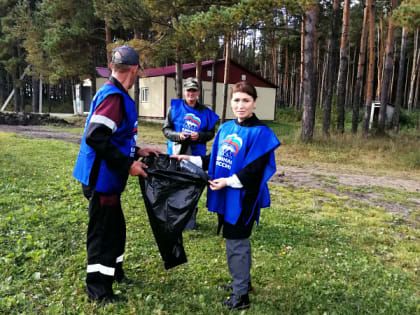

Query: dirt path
[1,124,419,218]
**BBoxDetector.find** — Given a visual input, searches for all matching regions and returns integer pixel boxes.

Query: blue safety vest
[167,99,219,155]
[207,120,280,225]
[73,82,138,194]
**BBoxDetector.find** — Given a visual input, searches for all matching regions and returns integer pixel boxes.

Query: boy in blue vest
[163,77,219,230]
[73,45,161,303]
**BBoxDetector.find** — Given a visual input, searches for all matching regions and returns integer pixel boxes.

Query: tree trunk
[351,5,368,134]
[91,49,97,99]
[408,48,420,112]
[362,0,376,137]
[376,15,386,99]
[13,71,19,113]
[336,0,350,133]
[221,35,231,124]
[32,76,39,113]
[378,0,398,134]
[408,28,419,111]
[282,13,289,105]
[195,60,203,104]
[91,73,97,99]
[271,33,278,86]
[134,78,139,110]
[322,0,340,136]
[211,60,217,112]
[71,80,77,115]
[404,58,411,108]
[414,65,420,109]
[319,51,328,107]
[313,25,319,108]
[393,27,407,133]
[175,46,183,100]
[389,44,397,101]
[252,29,257,69]
[105,21,112,67]
[0,68,5,106]
[347,46,357,109]
[298,19,305,111]
[291,53,297,107]
[301,4,318,142]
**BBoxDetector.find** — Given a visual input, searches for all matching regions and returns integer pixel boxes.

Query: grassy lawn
[60,114,420,178]
[0,129,419,314]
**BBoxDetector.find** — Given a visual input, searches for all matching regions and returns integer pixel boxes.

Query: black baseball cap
[111,45,140,66]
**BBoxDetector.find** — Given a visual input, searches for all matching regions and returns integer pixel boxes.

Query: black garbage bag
[139,154,208,269]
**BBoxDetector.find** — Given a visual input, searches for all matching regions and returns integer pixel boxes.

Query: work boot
[218,282,254,294]
[88,294,127,305]
[115,266,132,284]
[222,293,250,310]
[115,275,132,284]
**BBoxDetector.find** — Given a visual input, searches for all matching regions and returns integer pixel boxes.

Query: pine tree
[362,0,376,137]
[301,2,319,142]
[336,0,350,133]
[323,0,341,136]
[378,0,398,134]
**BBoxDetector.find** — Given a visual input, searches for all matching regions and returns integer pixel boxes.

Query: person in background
[73,45,161,303]
[173,81,280,310]
[163,77,219,230]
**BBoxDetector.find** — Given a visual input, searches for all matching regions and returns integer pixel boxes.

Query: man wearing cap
[73,45,161,303]
[163,77,219,230]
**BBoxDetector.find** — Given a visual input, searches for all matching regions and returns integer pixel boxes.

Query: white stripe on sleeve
[90,115,117,133]
[226,174,243,188]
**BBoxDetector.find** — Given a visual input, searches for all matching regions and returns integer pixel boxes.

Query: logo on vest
[131,121,138,158]
[216,134,243,169]
[182,113,201,134]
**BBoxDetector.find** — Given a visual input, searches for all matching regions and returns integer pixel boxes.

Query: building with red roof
[94,59,277,120]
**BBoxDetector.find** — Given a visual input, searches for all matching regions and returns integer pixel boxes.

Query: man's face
[184,89,200,107]
[128,65,139,89]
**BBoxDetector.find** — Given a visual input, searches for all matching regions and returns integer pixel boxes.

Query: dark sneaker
[218,282,254,294]
[222,293,250,310]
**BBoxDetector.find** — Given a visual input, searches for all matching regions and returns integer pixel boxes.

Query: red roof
[144,61,214,77]
[96,60,214,78]
[96,67,110,78]
[96,59,276,88]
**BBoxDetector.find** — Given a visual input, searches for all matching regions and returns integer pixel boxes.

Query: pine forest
[0,0,420,140]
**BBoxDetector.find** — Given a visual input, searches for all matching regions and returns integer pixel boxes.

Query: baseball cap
[183,77,199,91]
[111,45,139,66]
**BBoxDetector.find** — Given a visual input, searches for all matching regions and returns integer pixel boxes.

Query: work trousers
[225,238,252,296]
[85,189,126,300]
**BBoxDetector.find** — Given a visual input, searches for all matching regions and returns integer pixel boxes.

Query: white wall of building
[95,76,276,121]
[138,76,165,118]
[201,82,275,121]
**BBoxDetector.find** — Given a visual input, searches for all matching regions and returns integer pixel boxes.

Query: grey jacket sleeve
[197,127,216,143]
[162,109,182,142]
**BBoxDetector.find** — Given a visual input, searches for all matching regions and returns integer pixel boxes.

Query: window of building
[207,70,212,77]
[141,87,149,102]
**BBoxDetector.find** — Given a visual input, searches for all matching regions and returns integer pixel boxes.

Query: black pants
[84,188,126,300]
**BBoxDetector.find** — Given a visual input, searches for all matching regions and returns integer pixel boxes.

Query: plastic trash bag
[139,154,208,269]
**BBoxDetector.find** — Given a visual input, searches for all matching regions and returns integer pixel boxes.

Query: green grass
[0,131,419,314]
[57,113,420,177]
[268,108,420,176]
